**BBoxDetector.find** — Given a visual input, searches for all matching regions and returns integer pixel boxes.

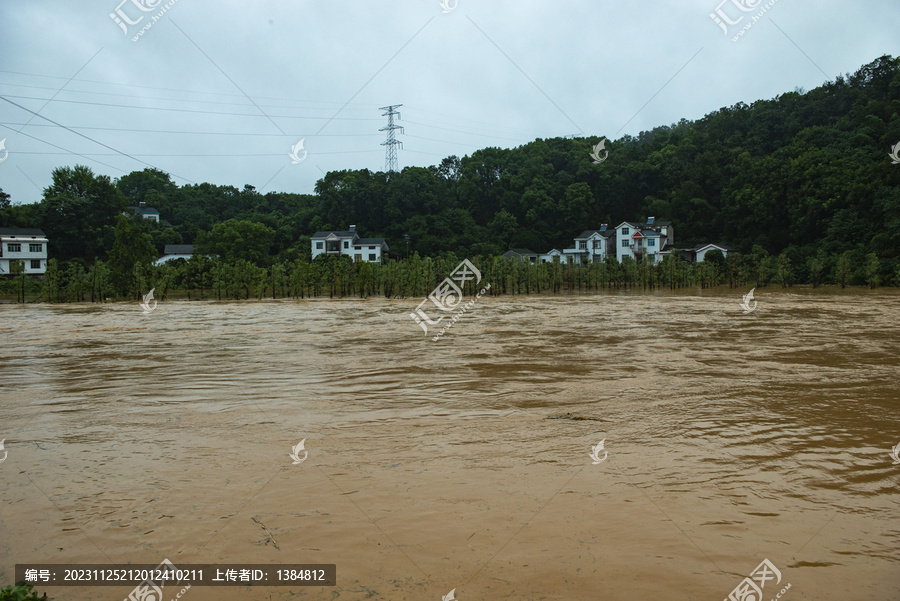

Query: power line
[379,104,403,173]
[0,95,194,183]
[0,69,382,110]
[0,94,382,121]
[0,122,382,137]
[0,80,379,112]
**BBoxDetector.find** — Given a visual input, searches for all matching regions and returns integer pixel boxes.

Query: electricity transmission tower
[379,104,404,173]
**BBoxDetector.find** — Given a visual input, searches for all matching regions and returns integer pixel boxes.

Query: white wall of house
[351,243,385,263]
[695,245,729,262]
[613,224,667,265]
[539,249,562,263]
[311,233,356,260]
[0,236,48,275]
[154,253,193,265]
[615,222,636,262]
[311,231,386,263]
[643,234,664,264]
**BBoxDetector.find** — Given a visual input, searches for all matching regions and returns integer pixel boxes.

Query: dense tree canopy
[1,54,898,294]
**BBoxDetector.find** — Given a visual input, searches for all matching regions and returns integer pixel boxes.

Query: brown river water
[1,288,898,601]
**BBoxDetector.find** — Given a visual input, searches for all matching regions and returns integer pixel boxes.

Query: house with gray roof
[562,224,616,264]
[154,244,197,265]
[125,202,161,223]
[310,225,389,263]
[502,248,539,263]
[614,217,674,265]
[692,243,733,262]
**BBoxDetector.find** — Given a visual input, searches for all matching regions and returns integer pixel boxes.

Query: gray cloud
[1,0,898,204]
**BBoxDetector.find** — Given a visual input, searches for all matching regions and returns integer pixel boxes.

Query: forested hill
[1,55,899,267]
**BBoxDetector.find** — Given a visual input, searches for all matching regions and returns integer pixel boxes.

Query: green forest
[1,54,899,301]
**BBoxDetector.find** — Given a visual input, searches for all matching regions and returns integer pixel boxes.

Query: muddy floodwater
[1,289,899,601]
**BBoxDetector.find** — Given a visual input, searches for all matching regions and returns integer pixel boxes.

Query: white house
[562,226,616,264]
[539,249,563,263]
[154,244,196,265]
[310,225,389,263]
[693,243,732,262]
[0,227,48,275]
[614,217,673,265]
[126,202,161,223]
[516,218,737,266]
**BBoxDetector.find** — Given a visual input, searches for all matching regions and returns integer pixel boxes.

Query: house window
[30,260,41,269]
[621,227,629,235]
[8,243,21,252]
[368,254,376,261]
[29,243,42,252]
[648,239,656,247]
[621,240,629,248]
[593,240,601,249]
[354,254,362,262]
[369,246,375,250]
[316,242,323,249]
[578,241,586,249]
[344,241,349,249]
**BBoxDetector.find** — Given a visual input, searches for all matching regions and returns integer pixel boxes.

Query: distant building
[125,202,161,223]
[510,217,742,266]
[502,248,539,263]
[155,244,196,265]
[692,243,733,262]
[562,225,616,264]
[538,249,563,263]
[0,227,48,275]
[614,218,673,265]
[310,225,389,263]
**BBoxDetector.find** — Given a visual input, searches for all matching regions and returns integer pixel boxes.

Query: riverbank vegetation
[0,246,895,303]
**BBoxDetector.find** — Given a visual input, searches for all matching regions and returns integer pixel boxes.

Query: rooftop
[311,230,358,238]
[162,244,195,254]
[0,227,46,237]
[353,238,387,245]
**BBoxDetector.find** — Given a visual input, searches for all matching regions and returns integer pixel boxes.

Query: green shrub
[0,582,48,601]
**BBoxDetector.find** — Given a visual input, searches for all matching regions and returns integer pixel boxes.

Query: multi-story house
[562,226,616,264]
[310,225,389,263]
[0,227,48,275]
[614,217,673,265]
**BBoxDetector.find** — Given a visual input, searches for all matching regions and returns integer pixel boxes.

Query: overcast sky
[0,0,898,206]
